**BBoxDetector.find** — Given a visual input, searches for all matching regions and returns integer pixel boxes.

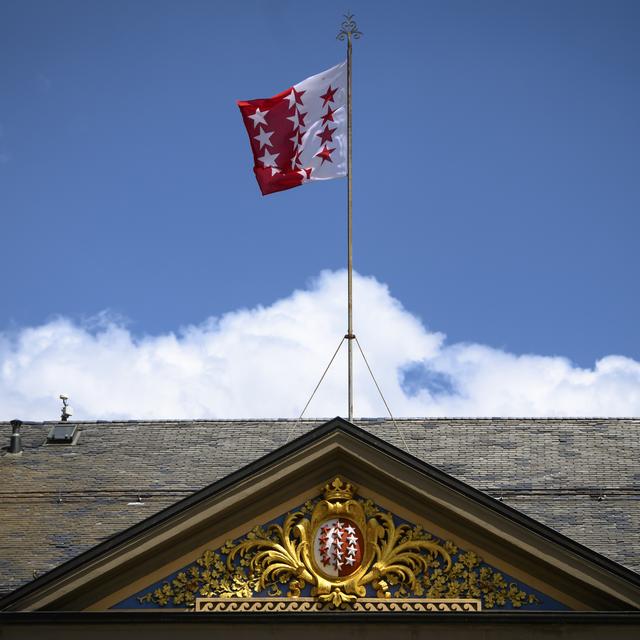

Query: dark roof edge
[2,417,640,425]
[2,417,640,611]
[2,611,640,625]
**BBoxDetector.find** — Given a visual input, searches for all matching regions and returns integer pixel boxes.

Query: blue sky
[1,1,640,419]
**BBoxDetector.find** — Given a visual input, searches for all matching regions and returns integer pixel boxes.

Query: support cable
[354,336,412,455]
[285,336,347,444]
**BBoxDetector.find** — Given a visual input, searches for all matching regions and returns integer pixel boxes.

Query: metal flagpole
[338,14,361,422]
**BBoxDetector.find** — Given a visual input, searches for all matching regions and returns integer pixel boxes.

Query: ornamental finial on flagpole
[337,13,362,41]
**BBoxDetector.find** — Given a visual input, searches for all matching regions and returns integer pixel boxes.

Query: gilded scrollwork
[137,477,540,610]
[194,597,482,613]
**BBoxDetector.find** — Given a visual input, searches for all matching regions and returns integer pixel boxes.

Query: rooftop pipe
[9,419,23,454]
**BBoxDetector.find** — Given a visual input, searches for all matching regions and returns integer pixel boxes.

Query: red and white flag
[238,62,347,195]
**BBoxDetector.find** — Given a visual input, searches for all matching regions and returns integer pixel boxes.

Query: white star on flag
[254,127,274,149]
[248,108,268,128]
[258,149,279,167]
[285,89,300,109]
[287,111,300,130]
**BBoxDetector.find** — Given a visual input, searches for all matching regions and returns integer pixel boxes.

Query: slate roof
[1,418,639,597]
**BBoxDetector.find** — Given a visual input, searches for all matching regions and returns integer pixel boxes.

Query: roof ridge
[3,417,640,426]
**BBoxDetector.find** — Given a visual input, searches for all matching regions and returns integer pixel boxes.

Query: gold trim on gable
[194,596,482,613]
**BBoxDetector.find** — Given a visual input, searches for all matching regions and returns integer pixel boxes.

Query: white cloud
[1,270,639,420]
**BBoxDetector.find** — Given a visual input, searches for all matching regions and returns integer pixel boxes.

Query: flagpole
[338,14,361,422]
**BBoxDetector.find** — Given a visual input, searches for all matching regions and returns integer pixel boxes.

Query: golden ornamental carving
[194,597,482,613]
[226,476,452,607]
[138,476,540,610]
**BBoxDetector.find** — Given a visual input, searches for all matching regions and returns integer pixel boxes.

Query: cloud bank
[2,270,639,420]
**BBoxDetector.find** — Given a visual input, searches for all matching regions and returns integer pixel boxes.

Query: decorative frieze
[194,597,482,613]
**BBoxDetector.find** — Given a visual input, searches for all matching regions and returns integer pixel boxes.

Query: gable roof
[1,417,639,602]
[1,417,640,613]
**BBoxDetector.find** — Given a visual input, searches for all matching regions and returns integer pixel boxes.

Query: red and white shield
[313,518,363,577]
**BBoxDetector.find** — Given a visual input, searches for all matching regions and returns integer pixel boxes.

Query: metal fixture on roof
[8,419,23,454]
[59,394,73,422]
[46,424,79,445]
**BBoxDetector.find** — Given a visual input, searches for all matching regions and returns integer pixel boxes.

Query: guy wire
[285,336,347,444]
[354,336,411,455]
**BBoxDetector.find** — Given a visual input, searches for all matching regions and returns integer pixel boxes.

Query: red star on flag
[319,85,338,107]
[315,145,335,165]
[316,124,337,145]
[321,106,336,125]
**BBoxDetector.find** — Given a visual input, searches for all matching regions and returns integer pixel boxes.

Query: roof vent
[46,424,79,445]
[8,419,23,454]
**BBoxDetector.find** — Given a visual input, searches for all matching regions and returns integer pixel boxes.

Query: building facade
[1,417,640,637]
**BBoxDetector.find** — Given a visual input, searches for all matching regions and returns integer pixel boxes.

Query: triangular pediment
[2,418,640,613]
[115,477,561,613]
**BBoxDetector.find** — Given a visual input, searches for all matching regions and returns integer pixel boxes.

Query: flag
[238,62,347,196]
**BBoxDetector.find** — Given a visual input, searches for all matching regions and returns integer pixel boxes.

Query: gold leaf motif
[137,477,541,610]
